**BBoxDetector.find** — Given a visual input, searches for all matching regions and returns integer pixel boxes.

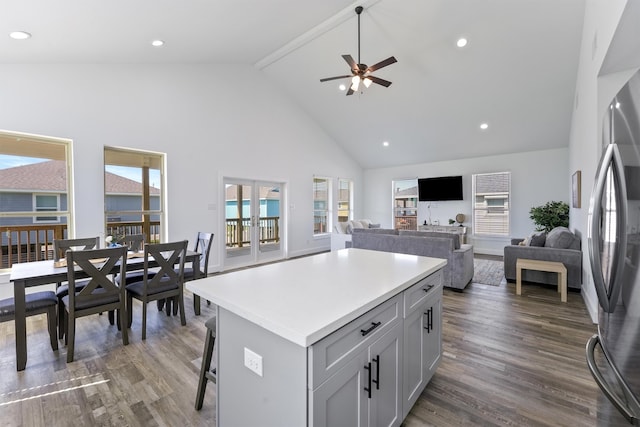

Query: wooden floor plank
[0,273,606,426]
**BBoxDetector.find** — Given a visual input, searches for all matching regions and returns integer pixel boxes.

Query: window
[313,177,331,235]
[337,178,353,223]
[393,179,418,230]
[0,130,72,268]
[472,172,510,236]
[34,194,60,223]
[104,147,164,244]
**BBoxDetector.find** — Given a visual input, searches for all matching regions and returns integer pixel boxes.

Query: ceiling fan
[320,5,397,96]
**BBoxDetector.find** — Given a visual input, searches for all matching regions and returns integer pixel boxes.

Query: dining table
[8,249,200,371]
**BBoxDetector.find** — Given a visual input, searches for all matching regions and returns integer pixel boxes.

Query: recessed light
[480,123,489,130]
[382,141,390,147]
[339,84,346,91]
[9,31,31,40]
[456,37,468,48]
[151,40,164,47]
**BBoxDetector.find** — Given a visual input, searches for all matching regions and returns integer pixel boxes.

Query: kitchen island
[186,248,446,427]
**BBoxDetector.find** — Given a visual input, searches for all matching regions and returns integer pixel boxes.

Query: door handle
[372,355,380,390]
[588,143,627,313]
[424,307,433,333]
[364,361,372,399]
[586,334,639,423]
[360,321,381,336]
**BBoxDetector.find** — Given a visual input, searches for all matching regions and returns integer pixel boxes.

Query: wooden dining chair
[63,246,129,363]
[195,315,216,410]
[53,237,100,339]
[163,232,214,316]
[126,240,189,340]
[0,291,59,353]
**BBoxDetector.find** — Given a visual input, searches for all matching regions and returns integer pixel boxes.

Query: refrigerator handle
[588,143,628,313]
[586,334,639,424]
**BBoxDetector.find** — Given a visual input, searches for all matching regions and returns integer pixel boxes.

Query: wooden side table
[516,259,567,303]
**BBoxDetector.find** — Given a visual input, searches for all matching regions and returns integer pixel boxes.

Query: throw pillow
[545,226,578,249]
[529,231,546,247]
[369,223,381,229]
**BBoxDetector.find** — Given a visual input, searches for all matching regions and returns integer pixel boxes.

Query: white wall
[0,64,363,274]
[363,148,569,255]
[568,0,632,322]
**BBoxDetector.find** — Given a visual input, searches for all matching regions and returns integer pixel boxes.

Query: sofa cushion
[399,230,460,249]
[544,227,580,249]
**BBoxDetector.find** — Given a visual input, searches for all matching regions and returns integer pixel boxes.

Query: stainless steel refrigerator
[586,68,640,425]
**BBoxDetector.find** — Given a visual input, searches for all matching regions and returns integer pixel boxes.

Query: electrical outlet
[244,347,263,377]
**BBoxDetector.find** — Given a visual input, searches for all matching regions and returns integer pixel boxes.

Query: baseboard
[581,286,599,324]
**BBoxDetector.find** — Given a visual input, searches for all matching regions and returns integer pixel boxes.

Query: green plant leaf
[529,201,569,232]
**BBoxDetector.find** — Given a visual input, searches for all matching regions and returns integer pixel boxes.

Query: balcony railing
[2,217,280,268]
[1,221,160,269]
[225,216,280,248]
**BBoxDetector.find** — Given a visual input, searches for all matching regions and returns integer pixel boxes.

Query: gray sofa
[503,226,582,290]
[349,228,474,290]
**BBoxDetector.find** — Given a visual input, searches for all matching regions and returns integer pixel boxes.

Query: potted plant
[529,201,569,232]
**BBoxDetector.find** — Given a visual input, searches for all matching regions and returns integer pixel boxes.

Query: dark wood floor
[0,273,607,426]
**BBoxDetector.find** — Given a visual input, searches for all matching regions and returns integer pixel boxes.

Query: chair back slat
[143,240,188,295]
[66,247,127,308]
[195,232,214,277]
[54,237,100,262]
[121,234,145,252]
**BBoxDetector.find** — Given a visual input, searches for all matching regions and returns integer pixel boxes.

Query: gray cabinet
[310,296,403,427]
[310,322,403,427]
[402,271,443,418]
[310,270,443,427]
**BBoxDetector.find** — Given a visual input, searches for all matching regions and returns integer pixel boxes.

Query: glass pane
[258,184,281,253]
[225,184,252,259]
[104,147,163,244]
[1,142,70,268]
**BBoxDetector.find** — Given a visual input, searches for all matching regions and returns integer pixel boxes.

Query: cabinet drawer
[403,270,442,317]
[308,294,401,390]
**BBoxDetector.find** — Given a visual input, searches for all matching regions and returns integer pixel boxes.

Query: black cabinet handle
[372,355,380,390]
[364,362,372,399]
[423,307,433,333]
[360,321,382,336]
[422,284,434,292]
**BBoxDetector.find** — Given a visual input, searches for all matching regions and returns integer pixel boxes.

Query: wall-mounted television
[418,175,463,201]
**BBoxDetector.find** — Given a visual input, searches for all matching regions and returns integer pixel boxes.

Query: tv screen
[418,176,463,201]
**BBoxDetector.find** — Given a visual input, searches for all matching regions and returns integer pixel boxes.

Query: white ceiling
[2,0,586,169]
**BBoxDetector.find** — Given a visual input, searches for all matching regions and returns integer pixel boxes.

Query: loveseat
[349,228,474,290]
[503,226,582,290]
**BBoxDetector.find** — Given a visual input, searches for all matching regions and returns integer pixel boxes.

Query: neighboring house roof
[0,160,159,195]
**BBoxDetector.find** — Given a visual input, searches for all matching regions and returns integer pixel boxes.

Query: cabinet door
[423,291,442,378]
[402,301,427,418]
[310,350,369,427]
[369,322,403,427]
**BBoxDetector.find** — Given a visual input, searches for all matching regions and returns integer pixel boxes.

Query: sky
[0,154,160,185]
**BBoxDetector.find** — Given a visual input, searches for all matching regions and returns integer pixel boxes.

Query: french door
[223,178,284,269]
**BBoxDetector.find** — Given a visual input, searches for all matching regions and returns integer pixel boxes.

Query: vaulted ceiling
[2,0,586,169]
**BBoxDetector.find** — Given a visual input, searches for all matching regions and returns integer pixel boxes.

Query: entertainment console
[418,224,468,244]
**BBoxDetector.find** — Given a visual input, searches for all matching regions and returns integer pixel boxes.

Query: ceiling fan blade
[342,54,357,71]
[320,74,353,83]
[346,87,355,96]
[366,56,397,73]
[368,75,392,87]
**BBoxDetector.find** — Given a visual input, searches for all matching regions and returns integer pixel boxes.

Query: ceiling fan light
[363,77,372,88]
[351,76,360,91]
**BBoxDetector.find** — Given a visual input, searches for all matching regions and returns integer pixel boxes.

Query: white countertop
[186,248,446,347]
